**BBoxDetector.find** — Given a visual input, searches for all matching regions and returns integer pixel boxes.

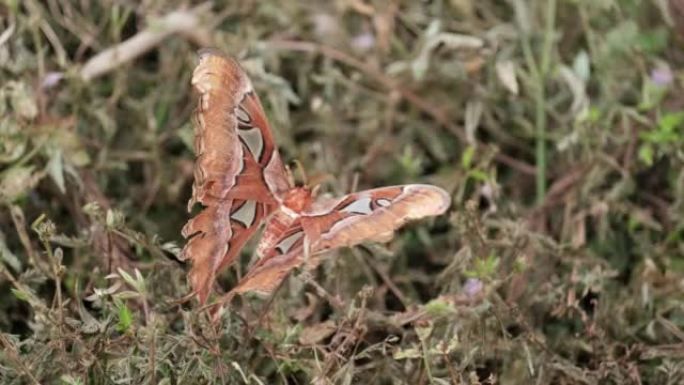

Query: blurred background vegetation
[1,0,683,384]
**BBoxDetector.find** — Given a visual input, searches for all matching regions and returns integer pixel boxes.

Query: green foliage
[115,299,133,333]
[464,254,499,280]
[639,111,684,166]
[1,0,683,384]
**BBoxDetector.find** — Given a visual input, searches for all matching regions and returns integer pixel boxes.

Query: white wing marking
[341,197,373,215]
[238,127,264,161]
[231,200,257,228]
[376,198,392,207]
[276,231,304,254]
[236,105,251,123]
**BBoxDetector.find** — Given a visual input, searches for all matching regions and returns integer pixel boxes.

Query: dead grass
[1,1,683,384]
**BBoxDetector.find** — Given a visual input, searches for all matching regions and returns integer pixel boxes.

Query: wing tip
[194,47,239,72]
[193,48,253,94]
[405,184,452,215]
[197,47,229,61]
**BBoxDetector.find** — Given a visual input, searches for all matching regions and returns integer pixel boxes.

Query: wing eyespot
[375,198,392,207]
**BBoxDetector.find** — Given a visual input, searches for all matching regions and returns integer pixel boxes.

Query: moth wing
[234,87,291,199]
[181,200,270,304]
[302,184,451,251]
[223,184,450,298]
[188,50,290,207]
[182,50,291,304]
[229,222,306,296]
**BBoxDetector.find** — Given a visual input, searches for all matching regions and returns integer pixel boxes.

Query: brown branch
[493,152,537,176]
[80,3,213,81]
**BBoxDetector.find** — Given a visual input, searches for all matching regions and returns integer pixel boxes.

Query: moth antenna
[350,172,360,193]
[293,159,309,186]
[285,164,295,187]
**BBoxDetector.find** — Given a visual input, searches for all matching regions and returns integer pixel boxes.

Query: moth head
[282,186,314,212]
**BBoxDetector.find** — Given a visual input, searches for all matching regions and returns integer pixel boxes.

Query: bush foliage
[1,1,683,384]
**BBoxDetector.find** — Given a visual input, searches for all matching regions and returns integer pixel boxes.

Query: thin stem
[532,0,557,205]
[534,80,547,204]
[542,0,557,204]
[540,0,557,76]
[39,238,65,341]
[419,330,435,385]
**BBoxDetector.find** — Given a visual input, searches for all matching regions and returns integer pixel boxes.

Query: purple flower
[42,72,64,89]
[352,32,375,52]
[463,278,483,297]
[651,66,673,87]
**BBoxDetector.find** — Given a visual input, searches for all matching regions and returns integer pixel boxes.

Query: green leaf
[635,28,668,54]
[587,106,601,122]
[639,79,668,111]
[46,148,66,194]
[11,288,30,301]
[604,21,639,56]
[116,302,133,332]
[464,254,499,279]
[461,146,476,169]
[658,112,684,136]
[467,169,489,182]
[396,146,423,177]
[640,112,684,144]
[118,268,146,294]
[60,375,84,385]
[424,298,456,316]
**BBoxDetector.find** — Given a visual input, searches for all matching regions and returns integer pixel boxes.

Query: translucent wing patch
[230,200,258,228]
[340,197,373,214]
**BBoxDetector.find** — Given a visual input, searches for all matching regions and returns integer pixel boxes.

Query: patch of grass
[1,1,684,384]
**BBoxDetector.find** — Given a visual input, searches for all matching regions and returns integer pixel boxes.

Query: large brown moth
[181,49,451,308]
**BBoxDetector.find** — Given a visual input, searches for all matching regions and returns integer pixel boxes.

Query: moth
[181,49,451,307]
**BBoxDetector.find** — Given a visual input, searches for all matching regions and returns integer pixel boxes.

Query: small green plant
[639,111,684,166]
[464,254,499,280]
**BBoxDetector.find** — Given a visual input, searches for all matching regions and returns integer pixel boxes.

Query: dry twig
[80,4,213,81]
